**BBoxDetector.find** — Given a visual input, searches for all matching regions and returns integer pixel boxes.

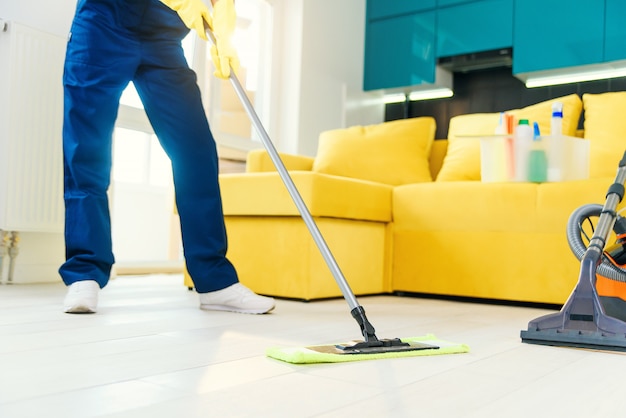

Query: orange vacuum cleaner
[521,150,626,351]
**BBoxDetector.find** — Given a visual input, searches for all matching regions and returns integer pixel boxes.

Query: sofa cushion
[583,92,626,178]
[312,117,436,185]
[436,94,583,181]
[219,171,393,222]
[393,181,538,232]
[391,179,615,304]
[435,113,499,181]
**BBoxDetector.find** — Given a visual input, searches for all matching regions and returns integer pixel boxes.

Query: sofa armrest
[246,149,315,173]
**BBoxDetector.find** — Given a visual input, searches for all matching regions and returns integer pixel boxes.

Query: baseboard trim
[114,260,185,276]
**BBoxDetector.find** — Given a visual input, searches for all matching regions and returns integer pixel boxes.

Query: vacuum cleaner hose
[566,203,626,283]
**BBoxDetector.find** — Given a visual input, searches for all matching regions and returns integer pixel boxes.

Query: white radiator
[0,20,65,233]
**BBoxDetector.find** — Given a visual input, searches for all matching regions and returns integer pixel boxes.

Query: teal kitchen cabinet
[437,0,478,7]
[605,0,626,62]
[437,0,513,58]
[513,0,604,74]
[366,0,436,20]
[364,11,436,90]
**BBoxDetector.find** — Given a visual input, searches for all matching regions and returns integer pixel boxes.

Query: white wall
[268,0,304,155]
[1,0,76,37]
[270,0,384,156]
[298,0,384,155]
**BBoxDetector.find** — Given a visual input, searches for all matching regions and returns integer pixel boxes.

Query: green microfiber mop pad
[266,334,469,364]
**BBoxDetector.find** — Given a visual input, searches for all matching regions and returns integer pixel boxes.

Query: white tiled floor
[1,274,625,417]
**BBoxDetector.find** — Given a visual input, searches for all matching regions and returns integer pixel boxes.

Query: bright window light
[113,128,149,184]
[119,81,143,109]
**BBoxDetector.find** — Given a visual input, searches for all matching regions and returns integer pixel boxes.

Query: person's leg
[133,44,238,293]
[60,1,141,293]
[132,4,273,313]
[134,55,274,313]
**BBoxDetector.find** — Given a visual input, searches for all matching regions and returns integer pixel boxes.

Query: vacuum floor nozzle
[521,328,626,352]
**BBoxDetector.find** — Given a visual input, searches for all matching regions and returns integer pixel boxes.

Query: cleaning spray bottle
[528,122,548,182]
[550,102,563,136]
[548,101,564,181]
[514,119,532,181]
[495,112,506,135]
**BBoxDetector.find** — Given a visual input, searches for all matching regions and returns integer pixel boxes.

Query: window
[112,128,172,188]
[202,0,274,151]
[118,0,274,152]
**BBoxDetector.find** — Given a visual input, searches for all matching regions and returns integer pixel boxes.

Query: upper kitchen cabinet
[363,10,436,91]
[437,0,478,6]
[366,0,436,21]
[605,0,626,62]
[437,0,513,58]
[513,0,605,74]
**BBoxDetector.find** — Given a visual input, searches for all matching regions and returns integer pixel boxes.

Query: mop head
[266,334,469,364]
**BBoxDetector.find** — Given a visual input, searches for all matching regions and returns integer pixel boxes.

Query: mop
[521,150,626,351]
[205,19,469,363]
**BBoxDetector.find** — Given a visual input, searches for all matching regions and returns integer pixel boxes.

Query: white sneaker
[63,280,99,314]
[199,283,275,314]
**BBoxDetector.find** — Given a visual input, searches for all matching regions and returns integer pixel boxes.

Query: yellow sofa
[187,92,626,305]
[208,117,436,300]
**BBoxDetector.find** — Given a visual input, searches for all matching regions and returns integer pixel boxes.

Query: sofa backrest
[245,92,626,184]
[582,92,626,178]
[431,92,626,181]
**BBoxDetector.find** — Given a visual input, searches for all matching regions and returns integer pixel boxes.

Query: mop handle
[204,27,360,312]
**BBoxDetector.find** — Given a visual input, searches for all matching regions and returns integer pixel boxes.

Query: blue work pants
[60,0,238,293]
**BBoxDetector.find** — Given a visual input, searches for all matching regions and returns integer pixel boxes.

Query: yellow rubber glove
[210,0,240,79]
[160,0,212,40]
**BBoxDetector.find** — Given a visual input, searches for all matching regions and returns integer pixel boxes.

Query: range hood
[438,48,512,73]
